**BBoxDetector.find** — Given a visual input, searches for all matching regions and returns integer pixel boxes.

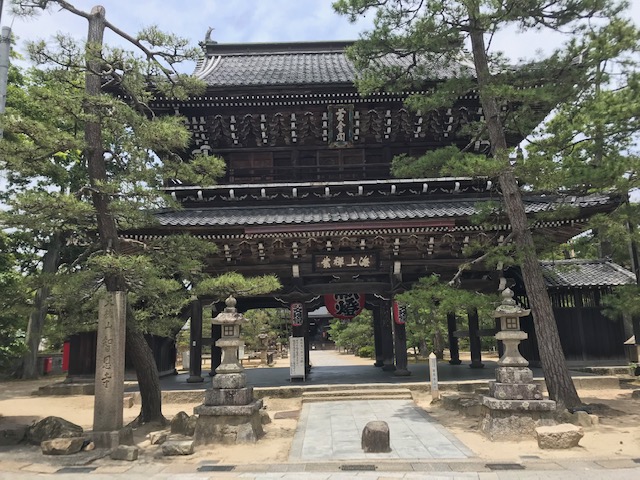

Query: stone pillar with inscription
[480,289,556,440]
[194,296,263,445]
[93,291,126,445]
[291,302,309,374]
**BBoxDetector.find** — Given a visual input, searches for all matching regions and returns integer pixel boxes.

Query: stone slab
[162,440,195,456]
[110,445,139,461]
[41,437,85,455]
[194,398,263,417]
[481,396,556,411]
[489,381,543,401]
[480,404,556,441]
[536,424,584,449]
[194,410,263,445]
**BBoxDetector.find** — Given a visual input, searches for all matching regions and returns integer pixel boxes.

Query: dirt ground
[1,357,639,464]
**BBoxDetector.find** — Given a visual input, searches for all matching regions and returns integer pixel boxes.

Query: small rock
[110,445,139,461]
[119,426,134,446]
[631,390,640,400]
[170,411,195,436]
[27,417,83,445]
[361,420,391,453]
[41,437,85,455]
[162,440,194,456]
[149,431,167,445]
[572,410,593,428]
[588,414,599,427]
[83,441,95,451]
[0,424,27,446]
[123,396,135,408]
[535,424,584,449]
[236,423,258,443]
[260,410,272,425]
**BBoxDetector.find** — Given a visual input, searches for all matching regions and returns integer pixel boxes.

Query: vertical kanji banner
[290,302,304,326]
[324,293,365,319]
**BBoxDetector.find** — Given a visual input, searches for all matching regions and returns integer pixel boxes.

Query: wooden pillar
[209,323,222,376]
[380,300,396,371]
[393,317,410,376]
[187,299,204,383]
[467,308,484,369]
[447,312,462,365]
[372,307,384,367]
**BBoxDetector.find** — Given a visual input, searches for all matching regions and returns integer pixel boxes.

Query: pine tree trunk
[21,234,61,379]
[468,11,581,410]
[125,310,164,424]
[84,6,164,421]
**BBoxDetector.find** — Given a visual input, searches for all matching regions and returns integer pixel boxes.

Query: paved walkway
[290,399,473,461]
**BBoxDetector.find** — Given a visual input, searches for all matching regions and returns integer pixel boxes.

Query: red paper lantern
[393,301,407,325]
[324,293,365,319]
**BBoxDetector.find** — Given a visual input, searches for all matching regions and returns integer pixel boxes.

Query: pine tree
[334,0,635,409]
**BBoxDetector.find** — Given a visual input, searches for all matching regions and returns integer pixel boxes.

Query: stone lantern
[194,296,264,445]
[479,288,556,440]
[212,295,246,375]
[493,288,530,368]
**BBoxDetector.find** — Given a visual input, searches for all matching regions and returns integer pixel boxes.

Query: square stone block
[212,373,247,390]
[204,387,254,406]
[489,382,543,401]
[496,366,533,384]
[194,399,263,417]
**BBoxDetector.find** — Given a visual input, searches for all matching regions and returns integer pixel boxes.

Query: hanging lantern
[324,293,365,319]
[393,301,407,325]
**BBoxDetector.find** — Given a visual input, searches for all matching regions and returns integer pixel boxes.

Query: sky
[2,0,639,71]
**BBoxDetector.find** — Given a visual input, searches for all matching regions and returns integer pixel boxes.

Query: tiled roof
[194,41,466,87]
[155,194,612,228]
[540,260,636,288]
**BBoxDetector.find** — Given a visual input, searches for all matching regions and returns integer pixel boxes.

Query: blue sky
[4,0,639,71]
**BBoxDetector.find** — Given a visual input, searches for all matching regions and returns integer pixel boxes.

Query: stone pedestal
[480,288,557,441]
[194,296,263,445]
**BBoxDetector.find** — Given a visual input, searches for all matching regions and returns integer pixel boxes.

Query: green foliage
[328,312,374,352]
[196,272,281,300]
[0,233,29,372]
[397,275,496,356]
[602,285,640,320]
[241,309,289,351]
[358,345,375,358]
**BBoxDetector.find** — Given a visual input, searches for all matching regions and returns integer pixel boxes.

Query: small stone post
[429,352,440,400]
[93,292,126,446]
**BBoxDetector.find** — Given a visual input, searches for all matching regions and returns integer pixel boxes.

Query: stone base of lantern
[194,400,264,445]
[480,396,556,440]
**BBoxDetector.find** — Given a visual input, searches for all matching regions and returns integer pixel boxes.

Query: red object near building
[42,357,52,375]
[62,341,70,372]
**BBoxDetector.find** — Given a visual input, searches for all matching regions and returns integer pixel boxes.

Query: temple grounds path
[0,349,639,474]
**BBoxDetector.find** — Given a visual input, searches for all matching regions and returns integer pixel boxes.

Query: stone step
[301,388,413,403]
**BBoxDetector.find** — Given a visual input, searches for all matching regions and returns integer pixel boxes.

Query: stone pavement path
[290,399,473,461]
